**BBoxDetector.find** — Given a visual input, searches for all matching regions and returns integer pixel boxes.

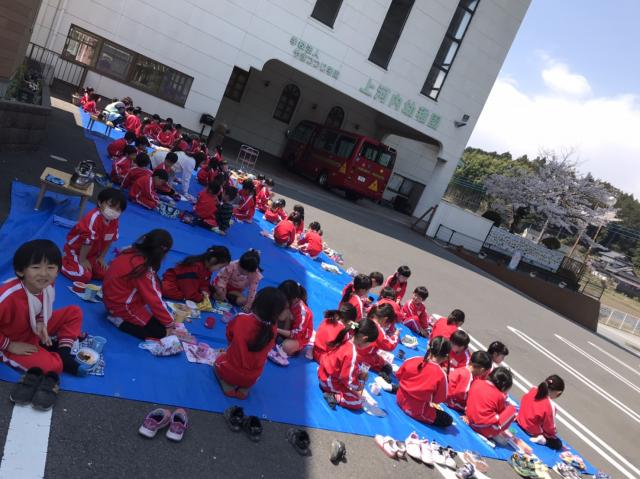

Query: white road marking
[467,334,640,479]
[588,341,640,378]
[0,405,52,479]
[509,327,640,423]
[433,463,458,479]
[555,335,640,394]
[49,155,67,163]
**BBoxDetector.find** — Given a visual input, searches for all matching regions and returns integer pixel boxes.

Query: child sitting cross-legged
[401,286,430,337]
[313,303,357,363]
[129,169,168,210]
[296,221,323,258]
[382,265,411,304]
[357,304,398,383]
[121,152,151,190]
[233,178,256,223]
[264,198,286,224]
[446,350,492,415]
[213,249,262,312]
[214,287,289,399]
[430,309,465,340]
[107,131,136,160]
[111,145,137,185]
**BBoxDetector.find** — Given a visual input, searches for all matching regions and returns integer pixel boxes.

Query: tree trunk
[536,219,549,243]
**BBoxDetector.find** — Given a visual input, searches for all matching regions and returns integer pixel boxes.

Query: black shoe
[31,371,60,411]
[287,428,311,456]
[224,406,244,432]
[243,415,262,442]
[323,392,337,410]
[9,367,44,405]
[330,440,346,465]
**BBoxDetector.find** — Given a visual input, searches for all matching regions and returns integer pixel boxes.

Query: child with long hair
[214,287,289,399]
[446,350,492,414]
[255,178,274,212]
[296,221,323,258]
[376,287,404,323]
[292,204,305,236]
[516,375,565,450]
[448,329,471,370]
[0,240,85,380]
[382,265,411,303]
[233,178,256,223]
[213,249,263,311]
[162,246,231,303]
[102,229,175,339]
[357,304,398,382]
[487,340,509,369]
[431,309,465,340]
[269,281,314,362]
[466,366,517,441]
[401,286,430,336]
[313,303,357,363]
[318,318,379,410]
[395,336,453,427]
[340,273,372,321]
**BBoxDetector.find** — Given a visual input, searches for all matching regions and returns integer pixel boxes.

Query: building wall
[31,0,530,213]
[0,0,42,80]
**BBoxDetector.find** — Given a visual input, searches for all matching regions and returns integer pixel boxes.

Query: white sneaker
[431,442,446,466]
[445,447,457,469]
[267,347,289,366]
[420,440,434,466]
[374,376,393,392]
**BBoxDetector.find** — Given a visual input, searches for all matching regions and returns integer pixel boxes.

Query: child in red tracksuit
[194,176,226,227]
[153,151,178,196]
[271,281,314,358]
[102,229,175,339]
[0,240,85,377]
[123,106,141,134]
[82,93,99,114]
[234,179,256,222]
[213,250,263,311]
[255,178,274,212]
[111,145,137,185]
[143,114,162,138]
[62,188,127,283]
[446,350,492,413]
[272,213,301,247]
[340,274,372,321]
[296,221,323,258]
[162,246,231,303]
[264,198,286,223]
[376,287,404,324]
[448,329,471,370]
[121,153,151,190]
[395,336,453,427]
[292,204,305,236]
[107,131,136,159]
[129,169,168,209]
[157,124,175,148]
[214,287,289,399]
[431,309,465,340]
[401,286,430,336]
[466,366,517,440]
[516,375,565,450]
[382,265,411,303]
[313,303,357,363]
[196,160,218,186]
[318,318,379,411]
[357,304,398,382]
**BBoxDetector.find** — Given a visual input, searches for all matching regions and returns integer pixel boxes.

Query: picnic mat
[0,179,593,473]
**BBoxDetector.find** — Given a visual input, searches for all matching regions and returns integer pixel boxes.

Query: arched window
[273,84,300,123]
[325,106,344,129]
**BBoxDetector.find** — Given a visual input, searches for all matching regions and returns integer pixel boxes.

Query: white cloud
[542,63,592,97]
[469,64,640,198]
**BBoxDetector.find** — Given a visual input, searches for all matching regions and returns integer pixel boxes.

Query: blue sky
[469,0,640,196]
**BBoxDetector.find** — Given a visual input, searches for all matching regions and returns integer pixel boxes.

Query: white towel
[21,280,55,334]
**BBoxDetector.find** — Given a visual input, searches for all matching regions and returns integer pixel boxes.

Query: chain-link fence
[600,305,640,336]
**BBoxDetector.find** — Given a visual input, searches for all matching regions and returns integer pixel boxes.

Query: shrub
[541,236,561,250]
[482,210,502,226]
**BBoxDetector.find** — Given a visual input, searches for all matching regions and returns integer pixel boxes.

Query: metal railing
[434,225,486,253]
[25,43,85,87]
[600,305,640,336]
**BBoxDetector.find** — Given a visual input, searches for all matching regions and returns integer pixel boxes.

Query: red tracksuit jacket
[214,313,276,388]
[129,172,159,209]
[0,279,46,351]
[396,358,448,423]
[143,123,161,138]
[449,348,471,370]
[82,100,98,114]
[162,262,211,303]
[446,366,474,411]
[197,167,217,186]
[466,378,517,437]
[157,130,175,148]
[234,190,255,222]
[273,219,296,246]
[124,114,141,134]
[376,298,404,323]
[318,340,361,392]
[289,299,313,346]
[194,189,219,225]
[401,299,429,331]
[516,387,557,438]
[64,208,119,261]
[313,318,345,363]
[430,317,458,340]
[357,320,398,370]
[255,187,271,212]
[102,250,174,327]
[297,231,323,258]
[122,166,150,190]
[264,207,286,224]
[382,275,407,303]
[111,156,132,184]
[346,294,366,322]
[107,138,128,158]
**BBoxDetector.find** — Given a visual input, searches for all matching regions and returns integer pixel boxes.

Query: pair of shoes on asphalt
[10,367,59,411]
[267,344,289,366]
[510,453,551,479]
[553,462,582,479]
[287,428,311,456]
[223,406,262,442]
[375,434,407,460]
[403,432,457,469]
[330,439,346,465]
[461,450,490,474]
[139,408,188,442]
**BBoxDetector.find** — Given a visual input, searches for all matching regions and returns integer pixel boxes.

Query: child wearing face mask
[61,188,127,283]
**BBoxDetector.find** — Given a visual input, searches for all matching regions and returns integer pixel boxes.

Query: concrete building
[29,0,530,215]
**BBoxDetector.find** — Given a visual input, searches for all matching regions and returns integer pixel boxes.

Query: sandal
[330,439,346,464]
[461,450,489,474]
[31,371,60,411]
[10,367,44,405]
[405,432,422,462]
[243,415,262,442]
[224,406,244,432]
[287,428,311,456]
[374,434,399,459]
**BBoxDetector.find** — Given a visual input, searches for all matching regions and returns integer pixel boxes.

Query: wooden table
[34,167,94,220]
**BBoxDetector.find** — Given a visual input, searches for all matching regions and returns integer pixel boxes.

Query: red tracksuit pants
[471,405,518,438]
[62,252,107,283]
[1,306,83,374]
[319,378,363,410]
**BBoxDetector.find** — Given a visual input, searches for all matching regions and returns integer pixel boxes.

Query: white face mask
[102,207,121,221]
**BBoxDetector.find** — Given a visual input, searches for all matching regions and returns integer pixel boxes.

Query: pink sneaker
[166,408,188,442]
[139,408,172,438]
[267,346,289,366]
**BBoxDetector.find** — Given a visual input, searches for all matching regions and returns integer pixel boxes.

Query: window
[62,24,193,106]
[325,106,344,128]
[224,67,250,102]
[387,173,420,196]
[334,135,356,158]
[311,0,343,28]
[377,150,395,168]
[290,122,316,143]
[273,84,300,123]
[312,129,338,152]
[421,0,480,100]
[360,143,380,162]
[368,0,415,69]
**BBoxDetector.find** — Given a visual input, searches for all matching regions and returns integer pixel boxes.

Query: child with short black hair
[233,178,256,223]
[357,304,398,382]
[121,152,151,190]
[212,185,237,235]
[129,169,167,209]
[111,145,137,184]
[431,309,465,340]
[107,131,136,158]
[376,287,404,324]
[446,350,492,414]
[272,212,301,247]
[124,105,141,135]
[313,303,357,363]
[269,280,314,362]
[256,178,274,212]
[143,114,162,138]
[292,204,305,236]
[487,340,509,368]
[448,329,471,370]
[153,151,179,198]
[62,187,127,283]
[296,221,323,258]
[401,286,430,337]
[340,273,372,321]
[517,375,565,450]
[214,249,263,311]
[382,266,411,303]
[264,198,286,223]
[194,176,225,228]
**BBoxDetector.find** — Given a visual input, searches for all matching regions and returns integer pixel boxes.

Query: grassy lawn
[600,288,640,318]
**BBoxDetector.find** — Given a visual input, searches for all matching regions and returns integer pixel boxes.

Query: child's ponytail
[419,336,452,370]
[327,322,355,349]
[342,274,372,303]
[340,284,354,304]
[323,302,357,324]
[247,287,287,352]
[535,374,565,400]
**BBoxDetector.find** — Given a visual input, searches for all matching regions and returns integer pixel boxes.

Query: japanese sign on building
[359,78,442,130]
[290,36,340,80]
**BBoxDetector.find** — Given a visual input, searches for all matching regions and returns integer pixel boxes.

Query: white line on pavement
[0,405,51,479]
[555,335,640,394]
[433,463,459,479]
[588,341,640,378]
[467,334,640,479]
[509,327,640,423]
